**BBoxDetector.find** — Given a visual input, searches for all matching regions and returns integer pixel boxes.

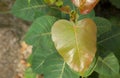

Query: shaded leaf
[51,18,97,76]
[43,53,79,78]
[99,74,120,78]
[95,53,119,76]
[109,0,120,9]
[92,17,112,37]
[24,16,57,73]
[78,10,95,20]
[98,26,120,63]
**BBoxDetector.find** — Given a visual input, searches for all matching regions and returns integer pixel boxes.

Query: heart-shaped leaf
[51,18,97,76]
[72,0,99,14]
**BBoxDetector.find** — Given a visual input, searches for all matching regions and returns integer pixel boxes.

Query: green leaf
[63,0,75,9]
[24,67,36,78]
[109,0,120,9]
[11,0,61,21]
[95,53,119,76]
[24,16,57,73]
[24,16,57,45]
[78,10,95,20]
[99,74,120,78]
[98,26,120,63]
[11,0,46,21]
[92,17,112,37]
[43,53,79,78]
[51,18,97,76]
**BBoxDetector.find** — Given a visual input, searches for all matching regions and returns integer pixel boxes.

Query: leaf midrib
[59,62,65,78]
[99,57,117,73]
[39,31,120,45]
[98,32,120,44]
[12,4,46,12]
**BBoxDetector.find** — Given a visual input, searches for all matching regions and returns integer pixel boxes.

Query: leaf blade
[24,16,57,73]
[51,18,97,76]
[95,53,119,76]
[43,53,79,78]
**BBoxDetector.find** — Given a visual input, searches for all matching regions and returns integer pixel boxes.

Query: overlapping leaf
[11,0,46,21]
[24,16,57,73]
[92,17,112,37]
[109,0,120,8]
[78,10,95,20]
[98,26,120,63]
[99,74,120,78]
[11,0,61,21]
[51,18,97,76]
[43,53,79,78]
[95,53,119,76]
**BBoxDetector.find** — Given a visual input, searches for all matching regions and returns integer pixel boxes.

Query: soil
[0,0,31,78]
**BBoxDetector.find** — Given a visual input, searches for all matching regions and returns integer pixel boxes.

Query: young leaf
[43,53,79,78]
[95,53,119,76]
[72,0,99,14]
[51,18,97,76]
[24,16,58,73]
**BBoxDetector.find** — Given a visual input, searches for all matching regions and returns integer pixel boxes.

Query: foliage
[11,0,120,78]
[109,0,120,9]
[51,19,97,77]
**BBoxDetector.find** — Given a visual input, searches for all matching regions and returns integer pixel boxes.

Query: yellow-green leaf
[51,18,97,76]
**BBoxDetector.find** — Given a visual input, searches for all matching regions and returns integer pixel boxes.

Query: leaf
[24,16,58,73]
[11,0,61,21]
[99,74,120,78]
[24,67,36,78]
[92,17,112,37]
[11,0,46,21]
[72,0,99,14]
[95,53,119,76]
[43,53,79,78]
[51,18,97,76]
[98,26,120,63]
[78,10,95,20]
[109,0,120,9]
[63,0,75,9]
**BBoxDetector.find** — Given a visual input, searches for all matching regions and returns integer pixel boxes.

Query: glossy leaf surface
[52,18,97,76]
[72,0,99,14]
